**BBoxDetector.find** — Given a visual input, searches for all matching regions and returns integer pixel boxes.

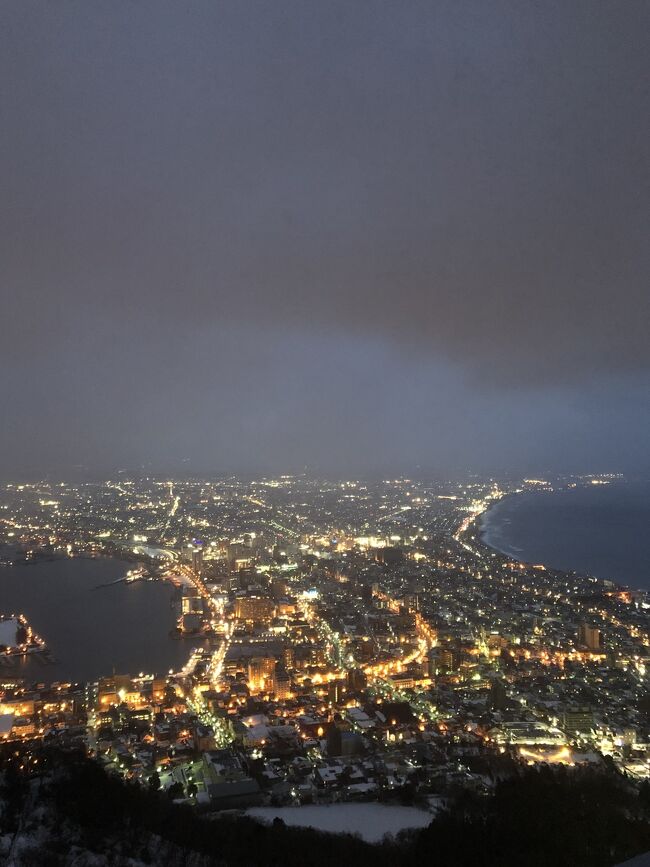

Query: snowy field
[247,803,432,842]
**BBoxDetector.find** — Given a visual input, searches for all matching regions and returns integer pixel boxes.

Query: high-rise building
[403,593,419,612]
[272,666,292,700]
[191,547,204,573]
[326,725,342,756]
[182,591,203,615]
[561,707,594,733]
[346,668,367,692]
[489,677,508,711]
[248,656,276,694]
[228,542,252,569]
[271,576,289,599]
[375,546,403,566]
[431,644,461,674]
[235,595,276,623]
[282,645,295,670]
[578,622,602,652]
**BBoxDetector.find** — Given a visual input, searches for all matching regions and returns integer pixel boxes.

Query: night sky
[2,2,648,478]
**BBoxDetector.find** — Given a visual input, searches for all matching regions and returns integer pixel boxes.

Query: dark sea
[481,480,650,591]
[0,557,205,683]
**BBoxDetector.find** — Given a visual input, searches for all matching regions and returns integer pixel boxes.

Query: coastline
[476,487,559,563]
[474,480,650,593]
[477,490,524,560]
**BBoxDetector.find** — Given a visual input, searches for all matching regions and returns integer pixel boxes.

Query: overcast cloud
[1,1,648,477]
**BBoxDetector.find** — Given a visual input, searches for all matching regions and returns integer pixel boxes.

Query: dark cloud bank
[1,1,648,477]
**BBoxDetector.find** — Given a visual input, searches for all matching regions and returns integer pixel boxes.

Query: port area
[0,614,48,662]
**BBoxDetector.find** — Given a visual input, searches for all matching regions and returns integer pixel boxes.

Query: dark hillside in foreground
[2,745,650,866]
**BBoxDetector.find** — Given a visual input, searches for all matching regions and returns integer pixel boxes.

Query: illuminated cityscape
[2,0,649,862]
[2,471,650,819]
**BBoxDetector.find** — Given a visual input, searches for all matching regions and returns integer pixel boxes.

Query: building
[375,547,403,567]
[389,671,416,690]
[182,592,203,615]
[193,724,216,752]
[207,779,262,809]
[271,577,289,599]
[282,646,295,670]
[403,593,419,612]
[561,707,594,734]
[430,645,461,675]
[152,677,167,703]
[97,675,132,708]
[203,749,247,785]
[248,656,276,694]
[180,612,203,634]
[272,666,292,700]
[490,678,508,711]
[578,623,602,652]
[347,668,367,692]
[235,595,276,623]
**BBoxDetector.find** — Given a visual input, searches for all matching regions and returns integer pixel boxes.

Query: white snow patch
[247,803,432,842]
